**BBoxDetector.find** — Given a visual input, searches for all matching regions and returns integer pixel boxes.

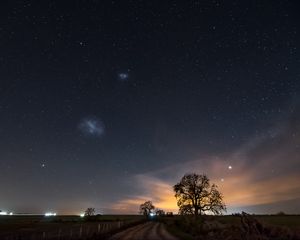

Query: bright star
[228,165,232,170]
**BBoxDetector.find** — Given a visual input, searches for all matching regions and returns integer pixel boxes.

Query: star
[228,165,232,170]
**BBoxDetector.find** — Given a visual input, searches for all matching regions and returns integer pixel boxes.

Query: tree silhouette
[139,201,155,216]
[155,208,165,216]
[173,173,226,216]
[84,207,95,216]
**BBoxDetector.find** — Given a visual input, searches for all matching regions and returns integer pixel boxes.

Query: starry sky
[1,1,300,215]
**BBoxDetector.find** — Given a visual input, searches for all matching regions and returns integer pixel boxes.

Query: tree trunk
[194,206,199,216]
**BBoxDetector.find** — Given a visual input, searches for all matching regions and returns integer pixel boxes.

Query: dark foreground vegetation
[162,212,300,240]
[0,215,146,240]
[1,213,300,239]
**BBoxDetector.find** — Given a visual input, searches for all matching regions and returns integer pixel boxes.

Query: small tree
[139,201,155,216]
[155,209,165,216]
[174,173,226,216]
[84,207,95,216]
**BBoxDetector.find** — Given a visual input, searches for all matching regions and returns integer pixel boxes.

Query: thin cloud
[109,106,300,214]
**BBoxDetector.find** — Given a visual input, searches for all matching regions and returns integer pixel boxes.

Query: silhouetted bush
[276,211,286,216]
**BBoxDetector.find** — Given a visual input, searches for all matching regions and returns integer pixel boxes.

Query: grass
[214,215,300,228]
[160,214,300,239]
[1,214,300,239]
[159,216,194,240]
[0,214,145,238]
[255,215,300,229]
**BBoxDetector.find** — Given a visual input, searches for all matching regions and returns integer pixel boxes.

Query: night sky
[1,1,300,215]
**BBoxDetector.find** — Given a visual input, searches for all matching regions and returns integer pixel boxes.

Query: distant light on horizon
[0,211,12,215]
[45,212,56,217]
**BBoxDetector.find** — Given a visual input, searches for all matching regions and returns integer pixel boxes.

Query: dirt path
[109,221,178,240]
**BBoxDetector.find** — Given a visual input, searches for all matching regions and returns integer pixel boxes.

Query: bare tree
[139,201,155,216]
[173,173,226,216]
[84,207,95,216]
[155,208,165,216]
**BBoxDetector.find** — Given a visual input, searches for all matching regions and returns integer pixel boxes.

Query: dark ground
[1,214,300,239]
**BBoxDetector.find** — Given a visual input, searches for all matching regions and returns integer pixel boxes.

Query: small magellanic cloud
[78,116,105,138]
